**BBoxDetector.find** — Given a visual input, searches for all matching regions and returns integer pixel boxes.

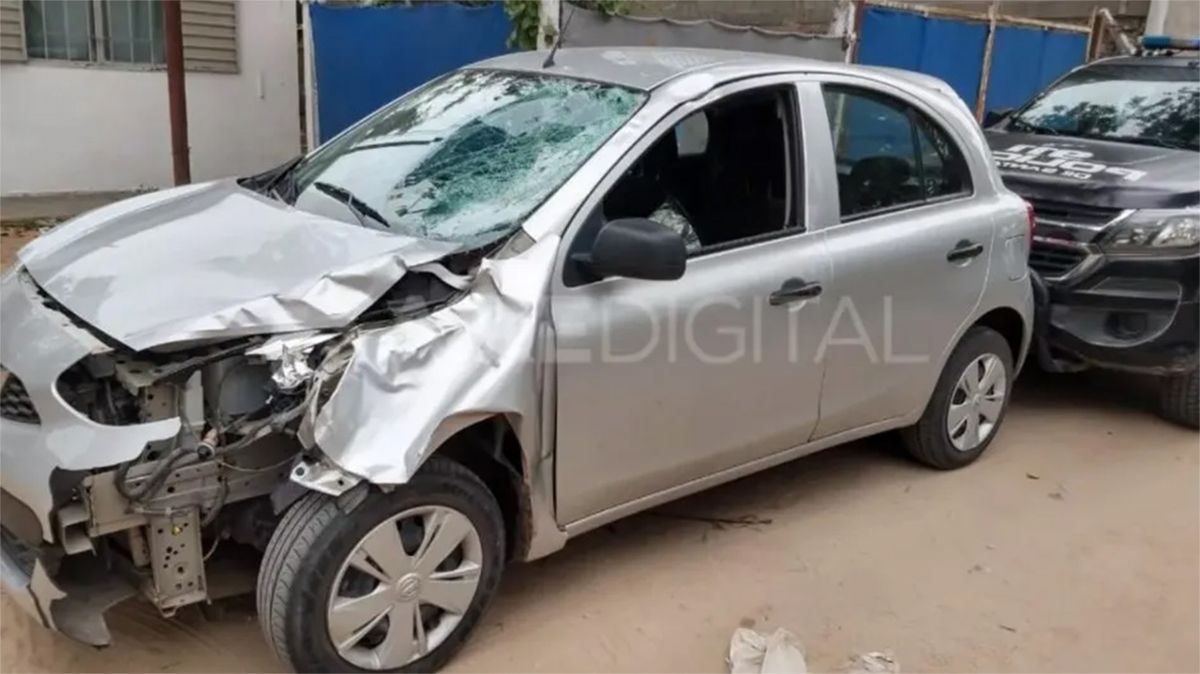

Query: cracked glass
[290,70,646,247]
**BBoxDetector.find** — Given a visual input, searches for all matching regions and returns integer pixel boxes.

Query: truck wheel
[902,326,1014,469]
[1159,369,1199,429]
[257,458,505,672]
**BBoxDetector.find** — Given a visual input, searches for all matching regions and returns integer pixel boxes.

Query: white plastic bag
[728,627,808,674]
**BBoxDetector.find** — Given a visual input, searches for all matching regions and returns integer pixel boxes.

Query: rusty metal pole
[163,0,190,185]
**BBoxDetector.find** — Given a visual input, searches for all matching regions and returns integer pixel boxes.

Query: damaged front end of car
[0,241,497,647]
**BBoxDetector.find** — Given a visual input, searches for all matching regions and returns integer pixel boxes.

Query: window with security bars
[8,0,237,71]
[23,0,164,64]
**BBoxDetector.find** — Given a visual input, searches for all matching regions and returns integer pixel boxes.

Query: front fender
[298,236,567,560]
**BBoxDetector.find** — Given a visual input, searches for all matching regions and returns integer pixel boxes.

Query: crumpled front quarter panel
[312,236,560,484]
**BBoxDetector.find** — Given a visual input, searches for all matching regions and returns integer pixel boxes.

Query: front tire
[902,326,1014,469]
[1159,368,1199,429]
[257,458,505,673]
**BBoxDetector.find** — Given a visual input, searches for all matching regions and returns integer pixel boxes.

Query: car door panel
[814,203,995,436]
[802,78,995,438]
[551,78,833,525]
[553,238,831,523]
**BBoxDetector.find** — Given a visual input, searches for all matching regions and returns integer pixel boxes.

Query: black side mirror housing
[575,218,686,281]
[983,108,1013,128]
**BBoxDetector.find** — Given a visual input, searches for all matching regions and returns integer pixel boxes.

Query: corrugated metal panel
[0,0,26,63]
[182,0,237,73]
[309,2,512,141]
[857,7,988,107]
[986,26,1086,110]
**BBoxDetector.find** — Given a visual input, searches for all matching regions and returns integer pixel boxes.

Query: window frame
[23,0,166,70]
[561,76,808,288]
[820,82,976,224]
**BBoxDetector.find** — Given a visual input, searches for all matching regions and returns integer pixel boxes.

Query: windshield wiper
[1009,117,1063,136]
[313,181,392,229]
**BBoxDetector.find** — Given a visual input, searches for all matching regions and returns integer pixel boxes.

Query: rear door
[804,78,995,438]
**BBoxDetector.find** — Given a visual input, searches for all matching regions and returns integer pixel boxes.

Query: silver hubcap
[947,353,1007,451]
[327,505,483,670]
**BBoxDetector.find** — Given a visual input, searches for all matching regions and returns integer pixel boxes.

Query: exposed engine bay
[9,267,464,634]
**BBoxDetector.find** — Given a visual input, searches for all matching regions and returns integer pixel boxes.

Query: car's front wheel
[902,326,1014,469]
[257,458,505,673]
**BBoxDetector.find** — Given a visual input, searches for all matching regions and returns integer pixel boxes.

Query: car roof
[1088,53,1200,68]
[470,47,838,91]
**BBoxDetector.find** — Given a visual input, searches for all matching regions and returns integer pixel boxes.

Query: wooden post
[1086,7,1102,60]
[163,0,190,185]
[850,0,866,63]
[973,0,999,122]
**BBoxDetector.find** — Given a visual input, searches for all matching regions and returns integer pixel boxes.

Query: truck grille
[1026,198,1121,227]
[1029,240,1088,279]
[0,373,39,424]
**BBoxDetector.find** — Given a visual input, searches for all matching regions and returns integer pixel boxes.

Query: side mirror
[983,108,1013,128]
[575,218,686,281]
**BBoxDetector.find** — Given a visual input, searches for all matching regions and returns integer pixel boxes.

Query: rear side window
[822,85,971,219]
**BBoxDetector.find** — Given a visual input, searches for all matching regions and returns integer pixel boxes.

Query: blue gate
[858,7,989,108]
[985,25,1087,111]
[309,2,513,142]
[856,4,1088,117]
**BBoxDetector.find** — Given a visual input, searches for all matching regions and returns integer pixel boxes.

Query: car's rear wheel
[257,457,504,673]
[1158,368,1199,429]
[902,326,1014,469]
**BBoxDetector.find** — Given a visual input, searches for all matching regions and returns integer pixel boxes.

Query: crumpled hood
[986,129,1200,209]
[18,180,458,350]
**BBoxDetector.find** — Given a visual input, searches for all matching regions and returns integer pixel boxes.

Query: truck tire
[902,326,1014,469]
[257,457,505,672]
[1159,369,1199,429]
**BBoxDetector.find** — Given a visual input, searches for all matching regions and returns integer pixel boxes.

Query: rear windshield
[1009,64,1199,152]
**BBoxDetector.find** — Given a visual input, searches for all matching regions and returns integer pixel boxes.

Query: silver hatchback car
[1,48,1032,671]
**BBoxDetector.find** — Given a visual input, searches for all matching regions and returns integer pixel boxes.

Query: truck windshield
[285,70,645,246]
[1009,64,1198,152]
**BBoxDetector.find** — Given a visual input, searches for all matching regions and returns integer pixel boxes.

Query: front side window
[598,85,798,254]
[285,69,645,248]
[1009,64,1199,152]
[822,85,971,219]
[23,0,164,65]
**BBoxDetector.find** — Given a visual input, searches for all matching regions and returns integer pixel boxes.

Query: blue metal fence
[309,2,512,143]
[856,4,1088,116]
[985,25,1087,111]
[858,7,989,107]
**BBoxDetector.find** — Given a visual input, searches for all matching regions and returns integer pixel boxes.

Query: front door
[552,80,832,525]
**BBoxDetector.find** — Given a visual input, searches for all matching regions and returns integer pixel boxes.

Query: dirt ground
[1,228,1197,673]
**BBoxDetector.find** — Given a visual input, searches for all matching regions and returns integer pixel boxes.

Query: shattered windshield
[287,69,645,246]
[1010,64,1199,151]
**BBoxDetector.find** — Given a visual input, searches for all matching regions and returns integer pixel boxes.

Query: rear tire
[1158,368,1199,429]
[257,457,505,673]
[902,326,1014,469]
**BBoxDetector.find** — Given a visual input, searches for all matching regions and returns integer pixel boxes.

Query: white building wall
[0,0,300,196]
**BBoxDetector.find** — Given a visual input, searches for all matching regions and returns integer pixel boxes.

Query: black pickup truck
[984,42,1198,428]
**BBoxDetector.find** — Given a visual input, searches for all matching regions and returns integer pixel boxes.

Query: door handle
[946,240,985,263]
[769,277,823,306]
